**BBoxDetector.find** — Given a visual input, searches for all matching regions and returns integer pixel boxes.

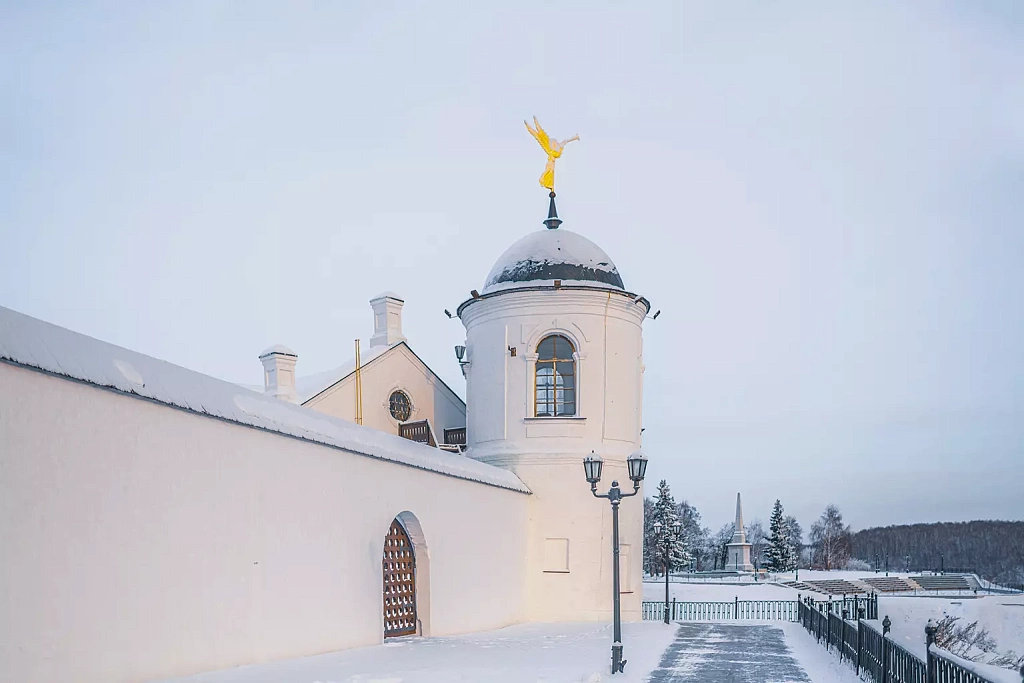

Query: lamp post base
[611,642,626,674]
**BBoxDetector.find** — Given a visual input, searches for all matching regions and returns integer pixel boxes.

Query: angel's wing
[525,117,553,155]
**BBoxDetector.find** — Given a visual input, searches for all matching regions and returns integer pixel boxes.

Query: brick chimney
[259,345,298,403]
[369,292,406,349]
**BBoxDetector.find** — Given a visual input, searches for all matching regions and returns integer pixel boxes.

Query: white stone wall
[460,288,647,622]
[0,363,528,683]
[304,345,466,441]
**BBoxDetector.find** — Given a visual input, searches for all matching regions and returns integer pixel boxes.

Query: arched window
[535,335,576,417]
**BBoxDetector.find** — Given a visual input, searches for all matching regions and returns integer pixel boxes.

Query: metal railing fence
[641,599,798,622]
[796,598,1009,683]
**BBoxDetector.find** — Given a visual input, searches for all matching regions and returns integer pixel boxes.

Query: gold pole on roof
[354,339,363,426]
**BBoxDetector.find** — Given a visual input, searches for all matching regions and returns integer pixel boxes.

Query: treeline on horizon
[850,520,1024,585]
[643,480,1024,587]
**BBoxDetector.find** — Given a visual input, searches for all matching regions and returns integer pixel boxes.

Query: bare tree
[745,519,766,568]
[712,524,733,570]
[809,504,851,570]
[934,616,996,659]
[936,615,1024,671]
[676,499,708,570]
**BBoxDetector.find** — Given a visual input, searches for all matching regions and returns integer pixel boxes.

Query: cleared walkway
[648,623,810,683]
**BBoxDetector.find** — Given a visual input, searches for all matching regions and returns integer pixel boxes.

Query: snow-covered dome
[259,344,296,358]
[482,228,624,294]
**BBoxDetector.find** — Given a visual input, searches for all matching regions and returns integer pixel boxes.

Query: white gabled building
[257,292,467,447]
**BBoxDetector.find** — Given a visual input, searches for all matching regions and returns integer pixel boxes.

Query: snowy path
[159,622,679,683]
[647,623,810,683]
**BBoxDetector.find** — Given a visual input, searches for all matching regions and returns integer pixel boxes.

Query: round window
[389,390,412,422]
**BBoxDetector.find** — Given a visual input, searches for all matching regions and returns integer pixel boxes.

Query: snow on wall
[0,305,525,493]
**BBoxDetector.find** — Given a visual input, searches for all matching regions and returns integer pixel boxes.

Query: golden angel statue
[525,117,579,192]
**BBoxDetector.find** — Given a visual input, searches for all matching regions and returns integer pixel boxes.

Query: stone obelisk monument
[726,492,754,571]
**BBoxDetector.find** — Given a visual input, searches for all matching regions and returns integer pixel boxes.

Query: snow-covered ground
[644,578,1024,681]
[643,580,801,602]
[775,569,905,582]
[638,569,921,589]
[777,622,861,683]
[878,593,1024,678]
[162,584,1022,683]
[159,622,679,683]
[159,618,864,683]
[879,594,1024,656]
[781,618,1020,683]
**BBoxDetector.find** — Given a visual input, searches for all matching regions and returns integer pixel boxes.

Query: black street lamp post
[653,519,681,625]
[584,450,648,675]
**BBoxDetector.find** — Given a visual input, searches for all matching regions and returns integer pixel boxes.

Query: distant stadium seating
[782,581,819,593]
[803,579,868,595]
[909,574,971,591]
[860,576,918,592]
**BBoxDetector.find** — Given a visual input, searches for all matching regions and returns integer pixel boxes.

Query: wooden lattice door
[382,519,417,637]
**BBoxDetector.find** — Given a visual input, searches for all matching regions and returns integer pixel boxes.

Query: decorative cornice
[458,286,650,320]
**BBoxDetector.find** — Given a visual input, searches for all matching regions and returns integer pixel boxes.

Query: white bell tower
[458,194,650,622]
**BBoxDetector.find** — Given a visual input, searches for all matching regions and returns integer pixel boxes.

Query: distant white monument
[726,492,754,571]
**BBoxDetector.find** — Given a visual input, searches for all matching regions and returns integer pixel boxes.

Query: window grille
[535,335,576,417]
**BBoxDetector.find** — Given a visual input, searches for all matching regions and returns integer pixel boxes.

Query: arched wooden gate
[382,518,417,637]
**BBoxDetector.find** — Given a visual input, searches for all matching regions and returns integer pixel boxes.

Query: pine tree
[651,480,689,573]
[766,499,794,571]
[784,515,803,569]
[642,497,656,575]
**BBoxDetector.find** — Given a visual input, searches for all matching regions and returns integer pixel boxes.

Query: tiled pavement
[647,623,810,683]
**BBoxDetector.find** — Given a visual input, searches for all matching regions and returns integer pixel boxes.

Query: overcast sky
[3,2,1022,534]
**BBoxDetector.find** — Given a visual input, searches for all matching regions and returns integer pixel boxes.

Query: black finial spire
[544,191,562,230]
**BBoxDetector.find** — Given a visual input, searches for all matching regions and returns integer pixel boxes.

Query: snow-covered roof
[260,344,296,358]
[482,228,624,294]
[0,305,528,494]
[294,343,394,403]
